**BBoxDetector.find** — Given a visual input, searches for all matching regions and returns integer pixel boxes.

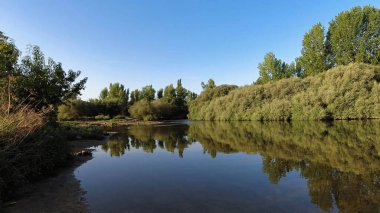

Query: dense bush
[189,64,380,121]
[128,99,181,121]
[57,99,124,121]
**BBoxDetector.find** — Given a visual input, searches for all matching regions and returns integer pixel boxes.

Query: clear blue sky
[1,0,379,100]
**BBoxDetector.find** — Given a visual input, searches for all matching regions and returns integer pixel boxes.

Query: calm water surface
[75,121,380,213]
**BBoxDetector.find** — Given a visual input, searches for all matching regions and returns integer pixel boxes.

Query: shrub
[128,99,181,120]
[128,99,154,120]
[189,63,380,121]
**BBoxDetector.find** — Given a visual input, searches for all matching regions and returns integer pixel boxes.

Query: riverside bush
[189,64,380,121]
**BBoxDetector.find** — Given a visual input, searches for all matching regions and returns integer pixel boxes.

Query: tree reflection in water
[102,121,380,212]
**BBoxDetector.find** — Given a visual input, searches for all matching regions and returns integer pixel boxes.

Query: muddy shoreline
[2,136,112,213]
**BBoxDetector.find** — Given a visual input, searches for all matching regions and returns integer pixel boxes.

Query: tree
[129,89,141,106]
[328,6,380,65]
[0,31,20,113]
[186,91,198,103]
[141,85,155,101]
[16,46,87,111]
[201,79,216,90]
[128,99,153,120]
[175,79,187,107]
[256,52,286,84]
[163,84,176,103]
[157,88,163,99]
[99,87,108,100]
[299,23,328,76]
[98,83,129,115]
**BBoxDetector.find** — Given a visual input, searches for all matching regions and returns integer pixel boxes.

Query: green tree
[175,79,187,107]
[0,31,20,113]
[256,52,287,84]
[299,23,328,76]
[129,89,141,106]
[163,84,176,103]
[157,88,163,99]
[128,99,153,120]
[201,79,216,90]
[186,91,198,103]
[16,46,87,111]
[99,87,108,100]
[141,85,155,101]
[328,6,380,65]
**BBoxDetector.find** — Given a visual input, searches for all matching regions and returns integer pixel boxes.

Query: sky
[1,0,379,100]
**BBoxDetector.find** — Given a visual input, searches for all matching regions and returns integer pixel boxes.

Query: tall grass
[0,105,70,202]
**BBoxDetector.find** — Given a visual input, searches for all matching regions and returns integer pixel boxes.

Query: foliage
[175,79,187,107]
[328,6,380,65]
[298,23,328,76]
[201,79,216,90]
[16,46,87,111]
[128,99,154,121]
[128,99,175,121]
[129,89,141,106]
[256,6,380,83]
[98,83,129,115]
[0,31,20,113]
[127,79,195,120]
[188,83,238,120]
[141,85,155,101]
[156,88,163,99]
[189,63,380,121]
[163,84,176,104]
[256,52,298,84]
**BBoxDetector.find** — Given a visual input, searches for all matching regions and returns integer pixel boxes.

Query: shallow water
[75,121,380,213]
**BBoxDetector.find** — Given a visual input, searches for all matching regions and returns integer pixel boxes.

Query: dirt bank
[2,136,111,213]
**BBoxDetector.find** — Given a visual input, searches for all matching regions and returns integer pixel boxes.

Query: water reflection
[100,121,380,212]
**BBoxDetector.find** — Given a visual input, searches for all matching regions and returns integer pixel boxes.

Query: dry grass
[0,104,71,202]
[0,104,47,145]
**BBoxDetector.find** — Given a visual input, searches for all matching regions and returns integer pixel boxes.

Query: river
[75,120,380,212]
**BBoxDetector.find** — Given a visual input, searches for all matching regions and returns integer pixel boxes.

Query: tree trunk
[7,74,11,114]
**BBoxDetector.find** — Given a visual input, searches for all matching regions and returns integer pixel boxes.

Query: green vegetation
[58,79,197,121]
[0,31,95,202]
[1,4,380,207]
[190,6,380,121]
[257,6,380,83]
[189,63,380,120]
[0,106,69,201]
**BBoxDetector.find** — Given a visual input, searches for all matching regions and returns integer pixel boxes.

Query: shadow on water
[94,121,380,212]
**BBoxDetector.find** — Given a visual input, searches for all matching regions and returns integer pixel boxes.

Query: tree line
[189,6,380,121]
[256,6,380,84]
[58,79,198,121]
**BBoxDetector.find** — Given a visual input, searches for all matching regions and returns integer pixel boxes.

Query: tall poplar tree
[299,23,328,76]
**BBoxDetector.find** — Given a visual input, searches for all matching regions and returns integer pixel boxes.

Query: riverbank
[61,119,164,128]
[2,135,113,213]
